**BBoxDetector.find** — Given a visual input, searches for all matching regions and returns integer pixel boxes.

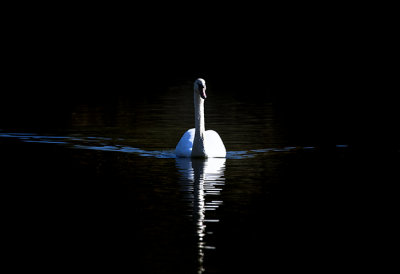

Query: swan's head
[194,78,207,100]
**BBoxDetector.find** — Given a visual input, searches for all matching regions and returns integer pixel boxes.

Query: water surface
[1,80,395,273]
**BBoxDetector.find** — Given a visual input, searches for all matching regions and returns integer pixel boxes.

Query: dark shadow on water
[1,133,398,273]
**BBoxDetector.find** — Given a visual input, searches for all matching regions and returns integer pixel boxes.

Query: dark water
[1,79,398,273]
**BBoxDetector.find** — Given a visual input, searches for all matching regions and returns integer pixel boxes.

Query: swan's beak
[199,86,207,100]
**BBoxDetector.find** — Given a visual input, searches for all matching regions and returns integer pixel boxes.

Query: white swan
[175,78,226,158]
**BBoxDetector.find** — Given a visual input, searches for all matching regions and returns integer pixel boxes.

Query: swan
[175,78,226,158]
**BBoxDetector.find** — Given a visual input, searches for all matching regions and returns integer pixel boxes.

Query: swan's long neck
[194,93,205,138]
[192,92,206,157]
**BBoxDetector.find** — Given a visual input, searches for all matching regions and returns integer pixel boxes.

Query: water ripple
[0,131,322,159]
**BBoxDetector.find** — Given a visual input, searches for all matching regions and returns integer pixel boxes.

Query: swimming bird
[175,78,226,158]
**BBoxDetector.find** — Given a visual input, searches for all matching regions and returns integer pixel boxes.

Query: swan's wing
[175,128,195,157]
[205,130,226,158]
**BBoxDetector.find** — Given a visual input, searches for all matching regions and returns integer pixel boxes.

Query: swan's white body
[176,128,226,158]
[175,79,226,158]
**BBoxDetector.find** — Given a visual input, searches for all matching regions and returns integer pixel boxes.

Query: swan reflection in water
[176,157,226,274]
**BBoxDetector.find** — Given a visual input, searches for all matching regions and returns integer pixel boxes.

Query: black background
[2,4,397,150]
[1,4,398,273]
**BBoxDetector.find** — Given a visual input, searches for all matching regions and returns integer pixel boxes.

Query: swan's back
[175,129,226,158]
[204,130,226,158]
[175,128,195,157]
